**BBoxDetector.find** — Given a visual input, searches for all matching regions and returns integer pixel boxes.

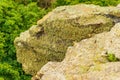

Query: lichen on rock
[33,23,120,80]
[14,4,120,75]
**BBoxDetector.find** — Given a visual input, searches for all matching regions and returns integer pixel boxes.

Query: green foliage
[0,63,20,80]
[52,0,120,7]
[0,32,5,60]
[0,77,4,80]
[14,0,33,5]
[107,53,119,62]
[0,0,48,80]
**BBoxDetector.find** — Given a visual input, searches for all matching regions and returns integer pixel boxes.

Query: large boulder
[14,4,120,75]
[32,23,120,80]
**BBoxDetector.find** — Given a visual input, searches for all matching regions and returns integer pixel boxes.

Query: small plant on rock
[106,53,119,62]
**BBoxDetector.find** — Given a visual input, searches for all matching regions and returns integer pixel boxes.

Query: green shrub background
[53,0,120,7]
[0,0,120,80]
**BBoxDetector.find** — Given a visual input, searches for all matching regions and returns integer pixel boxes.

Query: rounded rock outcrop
[14,4,120,75]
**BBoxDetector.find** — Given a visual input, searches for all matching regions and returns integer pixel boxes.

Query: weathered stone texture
[32,23,120,80]
[14,4,120,75]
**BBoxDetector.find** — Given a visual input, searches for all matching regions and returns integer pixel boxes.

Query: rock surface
[14,4,120,75]
[32,23,120,80]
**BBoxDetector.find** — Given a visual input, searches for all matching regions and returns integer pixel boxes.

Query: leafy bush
[0,63,20,80]
[0,0,48,80]
[52,0,120,7]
